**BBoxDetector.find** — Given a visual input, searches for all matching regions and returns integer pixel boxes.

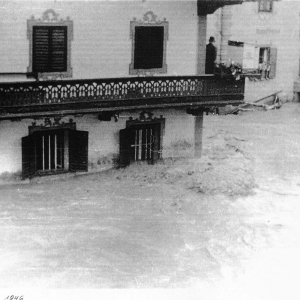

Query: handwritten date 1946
[4,296,23,300]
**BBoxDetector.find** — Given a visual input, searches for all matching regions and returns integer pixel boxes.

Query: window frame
[22,121,89,179]
[27,9,73,80]
[257,45,277,79]
[258,0,273,13]
[33,129,67,174]
[259,47,270,65]
[119,114,165,167]
[129,11,168,76]
[32,25,68,74]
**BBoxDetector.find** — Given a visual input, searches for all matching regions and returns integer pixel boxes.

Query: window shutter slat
[269,47,277,79]
[22,134,37,179]
[32,26,67,73]
[69,130,89,172]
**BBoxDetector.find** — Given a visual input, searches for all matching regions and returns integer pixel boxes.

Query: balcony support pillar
[194,112,204,158]
[197,15,207,75]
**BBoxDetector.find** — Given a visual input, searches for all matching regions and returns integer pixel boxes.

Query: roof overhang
[197,0,257,16]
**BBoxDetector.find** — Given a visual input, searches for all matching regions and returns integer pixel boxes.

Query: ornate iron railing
[0,76,244,118]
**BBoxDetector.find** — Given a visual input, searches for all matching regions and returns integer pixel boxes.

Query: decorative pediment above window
[27,9,73,38]
[29,118,76,135]
[132,11,167,25]
[27,9,73,80]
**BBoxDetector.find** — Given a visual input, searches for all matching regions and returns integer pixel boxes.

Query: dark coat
[205,43,217,74]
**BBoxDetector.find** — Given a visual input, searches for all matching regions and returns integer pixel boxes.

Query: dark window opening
[258,47,277,79]
[259,47,270,64]
[32,26,68,73]
[134,26,164,70]
[258,0,273,12]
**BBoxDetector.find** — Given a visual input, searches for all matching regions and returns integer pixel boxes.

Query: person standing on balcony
[205,36,217,74]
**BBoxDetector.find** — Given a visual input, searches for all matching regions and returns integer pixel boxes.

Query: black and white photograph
[0,0,299,299]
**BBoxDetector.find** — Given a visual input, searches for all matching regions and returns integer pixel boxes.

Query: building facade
[0,0,247,179]
[207,0,300,103]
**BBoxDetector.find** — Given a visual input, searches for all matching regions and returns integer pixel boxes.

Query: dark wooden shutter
[269,47,277,79]
[51,27,67,72]
[151,124,162,163]
[22,134,37,179]
[69,130,89,172]
[33,26,50,72]
[119,128,132,167]
[32,26,67,73]
[134,26,164,70]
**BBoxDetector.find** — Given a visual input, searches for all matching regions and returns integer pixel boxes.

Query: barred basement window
[258,0,273,12]
[27,9,73,79]
[129,11,168,75]
[35,130,65,171]
[22,127,88,179]
[119,115,165,167]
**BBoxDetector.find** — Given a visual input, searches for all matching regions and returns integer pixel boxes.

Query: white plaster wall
[206,9,221,63]
[0,108,195,174]
[0,0,198,80]
[0,119,33,174]
[207,1,300,102]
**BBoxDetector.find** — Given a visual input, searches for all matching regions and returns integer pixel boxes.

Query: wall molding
[28,117,76,134]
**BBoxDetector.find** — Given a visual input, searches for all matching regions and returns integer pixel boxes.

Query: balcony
[0,75,245,120]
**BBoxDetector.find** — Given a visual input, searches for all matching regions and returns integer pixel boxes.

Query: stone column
[220,5,233,64]
[194,112,204,158]
[197,15,207,75]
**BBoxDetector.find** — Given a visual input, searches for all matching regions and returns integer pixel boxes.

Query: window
[134,26,164,70]
[22,125,88,179]
[119,116,165,167]
[27,9,73,79]
[129,11,168,75]
[258,47,277,79]
[35,130,65,171]
[259,47,270,64]
[258,0,273,12]
[32,26,67,73]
